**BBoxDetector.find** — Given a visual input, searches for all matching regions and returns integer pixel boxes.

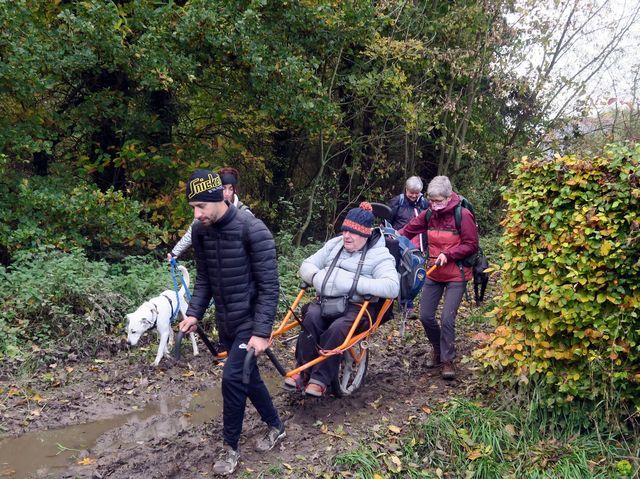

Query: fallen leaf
[470,332,492,342]
[421,406,432,414]
[467,449,482,461]
[388,425,401,434]
[504,424,517,437]
[77,457,95,466]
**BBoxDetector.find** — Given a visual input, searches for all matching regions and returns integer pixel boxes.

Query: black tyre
[331,342,369,397]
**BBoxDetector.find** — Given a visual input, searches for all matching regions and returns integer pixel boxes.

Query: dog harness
[148,293,178,327]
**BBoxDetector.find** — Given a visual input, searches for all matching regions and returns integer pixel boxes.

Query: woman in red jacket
[398,176,479,380]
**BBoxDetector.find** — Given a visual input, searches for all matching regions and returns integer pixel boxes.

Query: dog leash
[169,258,193,322]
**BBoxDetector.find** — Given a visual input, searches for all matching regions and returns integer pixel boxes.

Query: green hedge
[0,248,173,360]
[475,144,640,413]
[0,171,160,261]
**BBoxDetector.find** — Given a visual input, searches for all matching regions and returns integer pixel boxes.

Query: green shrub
[275,231,322,314]
[0,172,161,261]
[0,248,173,362]
[475,144,640,414]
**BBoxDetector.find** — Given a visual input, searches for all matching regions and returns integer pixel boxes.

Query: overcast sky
[507,0,640,117]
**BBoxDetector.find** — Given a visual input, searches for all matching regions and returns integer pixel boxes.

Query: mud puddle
[0,386,226,478]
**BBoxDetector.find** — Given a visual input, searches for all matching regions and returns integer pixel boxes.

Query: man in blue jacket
[179,169,284,475]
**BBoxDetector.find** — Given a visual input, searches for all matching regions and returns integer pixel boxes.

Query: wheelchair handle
[265,348,287,377]
[242,347,286,385]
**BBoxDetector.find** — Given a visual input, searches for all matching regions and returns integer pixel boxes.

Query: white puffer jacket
[299,230,400,302]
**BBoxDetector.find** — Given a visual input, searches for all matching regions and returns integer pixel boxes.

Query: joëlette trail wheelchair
[175,203,421,397]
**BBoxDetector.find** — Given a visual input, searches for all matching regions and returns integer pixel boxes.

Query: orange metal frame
[271,289,394,379]
[206,290,396,376]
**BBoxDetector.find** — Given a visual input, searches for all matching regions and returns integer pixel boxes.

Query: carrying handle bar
[242,348,287,385]
[175,324,219,360]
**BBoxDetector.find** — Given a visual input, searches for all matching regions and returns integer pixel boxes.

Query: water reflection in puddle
[0,374,280,478]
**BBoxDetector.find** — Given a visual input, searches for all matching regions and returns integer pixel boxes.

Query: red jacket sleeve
[397,210,428,239]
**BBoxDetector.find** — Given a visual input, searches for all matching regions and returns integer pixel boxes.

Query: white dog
[126,265,199,365]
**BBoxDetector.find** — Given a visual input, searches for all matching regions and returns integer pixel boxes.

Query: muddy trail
[0,296,495,479]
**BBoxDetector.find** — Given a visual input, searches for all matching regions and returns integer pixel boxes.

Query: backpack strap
[425,209,432,227]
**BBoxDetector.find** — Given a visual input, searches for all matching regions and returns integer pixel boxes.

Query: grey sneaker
[255,424,286,452]
[213,444,240,475]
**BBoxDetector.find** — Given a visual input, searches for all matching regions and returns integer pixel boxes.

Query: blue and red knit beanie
[341,202,374,237]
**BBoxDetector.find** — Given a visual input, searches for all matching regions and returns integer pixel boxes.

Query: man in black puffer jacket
[179,169,284,476]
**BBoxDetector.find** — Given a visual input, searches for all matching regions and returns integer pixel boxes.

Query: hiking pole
[399,305,408,339]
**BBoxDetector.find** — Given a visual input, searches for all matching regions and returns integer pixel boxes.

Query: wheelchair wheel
[331,341,369,397]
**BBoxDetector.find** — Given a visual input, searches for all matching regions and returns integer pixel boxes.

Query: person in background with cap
[178,169,284,475]
[168,166,252,260]
[285,202,399,397]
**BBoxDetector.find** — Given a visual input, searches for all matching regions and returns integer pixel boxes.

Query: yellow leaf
[373,475,386,479]
[467,449,483,461]
[600,240,612,256]
[77,457,96,466]
[388,425,401,434]
[421,406,432,414]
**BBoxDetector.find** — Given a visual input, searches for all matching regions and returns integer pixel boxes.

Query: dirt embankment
[0,292,495,479]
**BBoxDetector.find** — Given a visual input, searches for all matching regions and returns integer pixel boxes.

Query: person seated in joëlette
[286,202,400,397]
